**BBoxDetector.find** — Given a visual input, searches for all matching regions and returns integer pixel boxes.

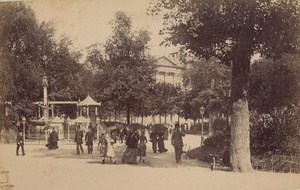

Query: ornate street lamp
[42,73,48,118]
[66,116,71,142]
[200,106,205,146]
[42,73,49,141]
[224,83,231,134]
[21,116,26,143]
[200,106,205,135]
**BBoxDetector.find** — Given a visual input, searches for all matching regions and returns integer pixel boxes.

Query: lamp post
[224,82,231,144]
[67,116,71,142]
[21,116,26,143]
[200,106,205,146]
[200,106,205,134]
[96,116,100,140]
[42,73,48,141]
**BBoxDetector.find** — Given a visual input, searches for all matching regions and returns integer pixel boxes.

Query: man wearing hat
[171,123,185,163]
[75,125,84,154]
[16,131,25,156]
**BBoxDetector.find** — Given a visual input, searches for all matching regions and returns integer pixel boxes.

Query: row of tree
[149,0,300,172]
[1,1,299,172]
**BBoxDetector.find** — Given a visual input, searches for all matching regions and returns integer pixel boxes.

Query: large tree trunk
[230,43,253,172]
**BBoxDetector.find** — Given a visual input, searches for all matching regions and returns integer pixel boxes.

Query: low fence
[251,152,300,173]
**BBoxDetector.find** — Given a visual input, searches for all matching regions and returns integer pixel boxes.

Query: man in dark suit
[171,123,185,163]
[75,125,84,155]
[16,131,25,156]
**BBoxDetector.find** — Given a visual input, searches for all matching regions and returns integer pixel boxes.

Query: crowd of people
[16,122,186,165]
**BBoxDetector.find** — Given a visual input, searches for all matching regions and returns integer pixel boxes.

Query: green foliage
[212,118,227,132]
[86,11,155,124]
[249,54,300,113]
[150,0,300,62]
[151,83,181,116]
[181,57,231,120]
[0,2,82,119]
[250,111,300,155]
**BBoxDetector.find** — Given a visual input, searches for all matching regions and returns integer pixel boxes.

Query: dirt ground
[0,135,299,190]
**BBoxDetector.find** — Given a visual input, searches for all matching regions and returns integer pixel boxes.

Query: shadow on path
[28,142,211,169]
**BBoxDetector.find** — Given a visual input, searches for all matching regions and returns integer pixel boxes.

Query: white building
[154,56,184,86]
[132,56,194,127]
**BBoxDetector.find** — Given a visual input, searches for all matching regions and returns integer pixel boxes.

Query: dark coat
[49,131,59,143]
[16,134,24,145]
[85,131,94,145]
[126,132,139,149]
[171,129,185,148]
[75,130,84,144]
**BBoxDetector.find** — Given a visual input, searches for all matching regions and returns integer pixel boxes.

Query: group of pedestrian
[16,121,186,165]
[149,131,168,153]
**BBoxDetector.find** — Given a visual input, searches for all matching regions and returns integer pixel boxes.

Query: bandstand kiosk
[76,95,101,138]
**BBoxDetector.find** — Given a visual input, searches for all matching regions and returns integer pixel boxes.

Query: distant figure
[149,131,158,153]
[119,128,127,144]
[157,131,167,153]
[122,128,139,164]
[46,128,59,150]
[97,133,108,164]
[85,126,94,154]
[138,131,147,163]
[171,123,185,163]
[106,133,116,164]
[16,131,25,156]
[75,125,84,155]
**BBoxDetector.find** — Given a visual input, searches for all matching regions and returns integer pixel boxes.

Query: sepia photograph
[0,0,299,190]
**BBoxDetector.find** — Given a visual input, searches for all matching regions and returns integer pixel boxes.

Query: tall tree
[97,11,156,124]
[151,83,181,124]
[150,0,300,172]
[0,2,82,118]
[182,57,231,126]
[249,54,300,113]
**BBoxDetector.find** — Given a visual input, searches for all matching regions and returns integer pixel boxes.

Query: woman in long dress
[122,128,139,164]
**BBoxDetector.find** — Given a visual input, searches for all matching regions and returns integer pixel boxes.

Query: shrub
[250,111,300,155]
[212,118,227,132]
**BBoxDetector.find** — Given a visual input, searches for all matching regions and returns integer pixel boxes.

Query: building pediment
[155,56,184,69]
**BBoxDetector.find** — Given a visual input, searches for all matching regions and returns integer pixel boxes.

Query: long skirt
[106,144,115,158]
[46,142,58,150]
[99,146,107,157]
[122,147,138,164]
[138,144,146,157]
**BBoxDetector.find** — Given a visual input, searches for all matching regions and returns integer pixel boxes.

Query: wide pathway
[0,134,299,190]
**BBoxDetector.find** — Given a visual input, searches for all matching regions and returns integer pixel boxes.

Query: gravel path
[0,135,299,190]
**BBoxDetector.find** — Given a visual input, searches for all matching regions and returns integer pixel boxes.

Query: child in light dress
[106,133,116,164]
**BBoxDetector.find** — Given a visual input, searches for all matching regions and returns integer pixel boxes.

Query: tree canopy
[88,11,156,124]
[249,54,300,113]
[0,2,82,118]
[150,0,300,172]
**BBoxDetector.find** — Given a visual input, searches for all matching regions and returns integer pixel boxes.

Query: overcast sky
[28,0,178,59]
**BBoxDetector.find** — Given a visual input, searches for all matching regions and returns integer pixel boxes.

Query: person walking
[138,131,147,163]
[85,125,94,154]
[97,133,108,164]
[171,123,185,163]
[149,131,158,153]
[157,131,167,153]
[16,131,25,156]
[75,125,84,155]
[122,128,139,164]
[106,133,116,164]
[46,127,59,150]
